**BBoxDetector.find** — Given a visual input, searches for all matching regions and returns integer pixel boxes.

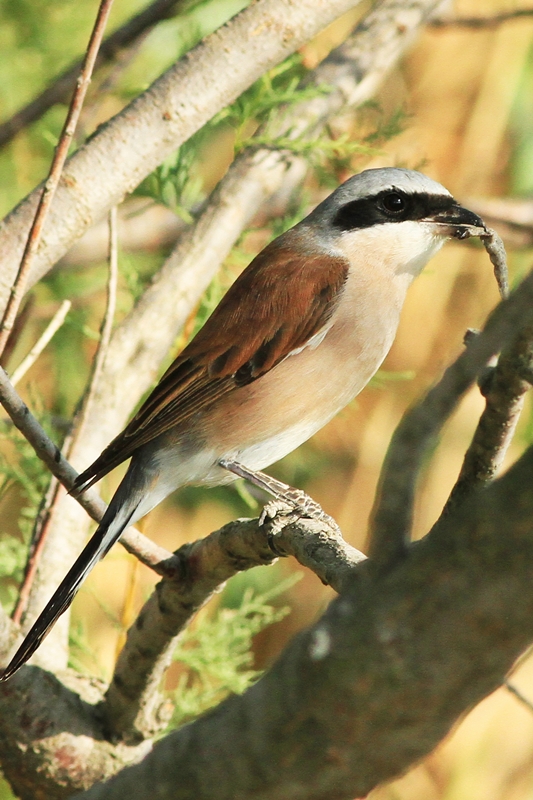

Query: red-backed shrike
[1,167,486,680]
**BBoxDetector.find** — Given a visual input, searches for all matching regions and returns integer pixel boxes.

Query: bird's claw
[259,494,340,555]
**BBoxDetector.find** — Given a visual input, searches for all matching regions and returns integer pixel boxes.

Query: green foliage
[510,40,533,196]
[68,618,108,679]
[0,771,15,800]
[169,573,299,728]
[134,136,205,221]
[218,55,326,143]
[0,415,54,611]
[369,370,416,390]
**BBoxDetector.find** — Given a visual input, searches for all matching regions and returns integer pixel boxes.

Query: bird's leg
[218,458,338,534]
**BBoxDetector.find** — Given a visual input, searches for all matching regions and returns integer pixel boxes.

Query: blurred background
[1,0,533,797]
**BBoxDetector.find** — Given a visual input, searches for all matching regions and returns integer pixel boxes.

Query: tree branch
[103,515,365,741]
[0,366,175,576]
[73,442,533,800]
[441,319,533,515]
[0,667,150,800]
[10,299,71,386]
[430,9,533,29]
[368,265,533,568]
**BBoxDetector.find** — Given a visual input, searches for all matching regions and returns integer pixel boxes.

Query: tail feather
[0,502,138,682]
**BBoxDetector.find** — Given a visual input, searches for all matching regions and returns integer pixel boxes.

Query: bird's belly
[187,314,395,485]
[150,272,403,492]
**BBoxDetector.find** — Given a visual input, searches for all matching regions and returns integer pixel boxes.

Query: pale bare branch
[10,300,71,387]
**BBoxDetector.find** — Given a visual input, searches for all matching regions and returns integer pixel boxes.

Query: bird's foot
[219,457,339,540]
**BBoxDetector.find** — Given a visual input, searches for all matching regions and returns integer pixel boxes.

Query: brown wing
[74,235,349,491]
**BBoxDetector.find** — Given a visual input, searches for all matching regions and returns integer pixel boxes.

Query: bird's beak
[423,204,487,240]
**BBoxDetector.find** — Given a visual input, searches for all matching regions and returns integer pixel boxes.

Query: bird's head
[303,167,485,279]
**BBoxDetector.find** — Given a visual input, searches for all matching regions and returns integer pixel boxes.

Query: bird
[0,167,486,680]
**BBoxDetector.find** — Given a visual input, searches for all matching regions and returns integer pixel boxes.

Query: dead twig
[11,481,65,626]
[0,0,115,357]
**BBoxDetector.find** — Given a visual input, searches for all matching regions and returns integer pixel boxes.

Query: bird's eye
[380,192,407,215]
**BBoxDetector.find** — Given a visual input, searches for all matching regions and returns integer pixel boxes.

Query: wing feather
[74,234,349,491]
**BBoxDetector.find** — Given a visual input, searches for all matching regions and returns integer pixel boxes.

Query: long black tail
[0,501,137,682]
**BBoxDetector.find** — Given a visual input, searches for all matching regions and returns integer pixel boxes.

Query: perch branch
[103,514,365,741]
[71,442,533,800]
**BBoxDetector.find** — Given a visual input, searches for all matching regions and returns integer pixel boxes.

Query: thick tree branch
[368,266,533,568]
[103,515,365,741]
[0,667,150,800]
[74,443,533,800]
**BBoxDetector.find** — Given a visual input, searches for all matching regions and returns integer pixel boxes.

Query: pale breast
[184,263,410,481]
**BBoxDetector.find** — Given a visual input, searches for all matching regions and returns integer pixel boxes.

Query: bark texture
[74,447,533,800]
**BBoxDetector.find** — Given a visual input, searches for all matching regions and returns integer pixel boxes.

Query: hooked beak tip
[424,204,486,240]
